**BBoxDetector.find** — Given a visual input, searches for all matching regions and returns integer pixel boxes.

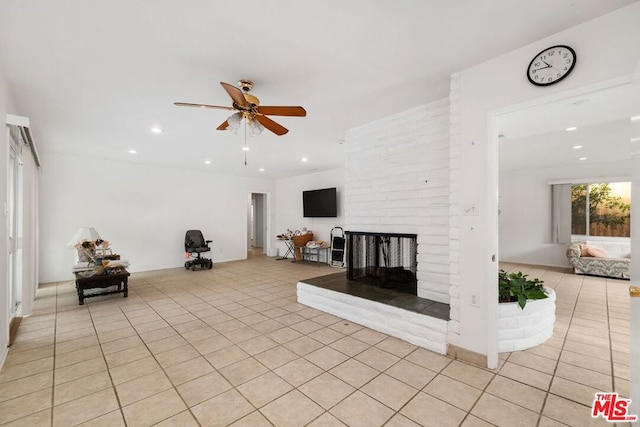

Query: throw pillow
[581,245,608,258]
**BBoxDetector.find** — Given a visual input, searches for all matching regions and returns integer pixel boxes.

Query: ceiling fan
[174,80,306,136]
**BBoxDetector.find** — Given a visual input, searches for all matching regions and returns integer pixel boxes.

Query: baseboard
[9,316,22,346]
[0,345,7,371]
[447,344,488,367]
[499,259,572,271]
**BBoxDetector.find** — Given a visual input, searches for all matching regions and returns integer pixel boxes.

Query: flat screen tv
[303,187,337,218]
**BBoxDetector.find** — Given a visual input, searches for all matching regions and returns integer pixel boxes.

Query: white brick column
[345,99,451,304]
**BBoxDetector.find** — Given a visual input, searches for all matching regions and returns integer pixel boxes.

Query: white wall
[39,152,274,283]
[450,3,640,367]
[499,160,631,267]
[345,100,451,303]
[274,168,345,256]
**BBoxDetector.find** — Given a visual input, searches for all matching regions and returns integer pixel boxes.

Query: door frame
[247,191,271,256]
[489,73,638,406]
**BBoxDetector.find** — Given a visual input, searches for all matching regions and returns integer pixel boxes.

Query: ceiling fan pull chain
[244,119,248,165]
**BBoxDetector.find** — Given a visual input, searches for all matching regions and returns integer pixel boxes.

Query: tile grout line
[5,260,629,426]
[123,284,421,425]
[141,269,488,425]
[536,273,587,426]
[101,284,201,426]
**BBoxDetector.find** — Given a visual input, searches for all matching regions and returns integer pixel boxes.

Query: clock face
[527,45,576,86]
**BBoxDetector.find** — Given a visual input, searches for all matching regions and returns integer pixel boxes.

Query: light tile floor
[0,257,632,426]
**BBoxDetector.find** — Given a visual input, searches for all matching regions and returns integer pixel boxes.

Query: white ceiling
[1,0,637,179]
[498,83,640,170]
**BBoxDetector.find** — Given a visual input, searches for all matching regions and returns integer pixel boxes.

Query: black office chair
[184,230,213,270]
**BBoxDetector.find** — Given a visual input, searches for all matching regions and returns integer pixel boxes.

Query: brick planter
[498,287,556,353]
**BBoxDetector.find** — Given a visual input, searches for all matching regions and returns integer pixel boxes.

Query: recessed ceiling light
[566,127,578,132]
[150,127,163,134]
[631,137,640,142]
[242,146,250,152]
[204,160,211,165]
[631,115,640,121]
[259,168,265,172]
[579,157,587,161]
[128,149,137,154]
[301,157,308,162]
[571,99,590,106]
[572,145,583,149]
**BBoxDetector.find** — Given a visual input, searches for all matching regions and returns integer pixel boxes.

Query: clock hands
[533,60,554,72]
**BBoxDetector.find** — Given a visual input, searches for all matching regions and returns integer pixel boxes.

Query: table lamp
[66,227,102,247]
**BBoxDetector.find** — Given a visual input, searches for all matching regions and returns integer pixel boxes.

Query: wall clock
[527,45,576,86]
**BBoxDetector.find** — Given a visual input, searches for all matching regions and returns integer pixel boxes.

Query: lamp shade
[249,119,264,136]
[66,227,101,247]
[227,112,242,130]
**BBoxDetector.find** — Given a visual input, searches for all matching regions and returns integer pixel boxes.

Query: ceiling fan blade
[220,82,250,109]
[173,102,234,110]
[255,114,288,136]
[217,121,229,131]
[256,106,307,117]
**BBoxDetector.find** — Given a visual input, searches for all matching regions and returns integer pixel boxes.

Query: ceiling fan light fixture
[227,112,242,130]
[249,119,264,136]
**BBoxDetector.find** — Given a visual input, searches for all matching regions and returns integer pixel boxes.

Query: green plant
[571,183,630,234]
[498,269,548,309]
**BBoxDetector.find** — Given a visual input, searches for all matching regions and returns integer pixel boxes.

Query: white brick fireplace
[297,98,453,354]
[344,98,451,304]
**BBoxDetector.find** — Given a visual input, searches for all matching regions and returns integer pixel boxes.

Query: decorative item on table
[74,239,110,265]
[292,230,313,260]
[276,229,295,240]
[66,227,111,274]
[306,240,329,249]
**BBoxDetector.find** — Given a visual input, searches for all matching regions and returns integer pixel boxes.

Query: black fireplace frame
[345,231,418,294]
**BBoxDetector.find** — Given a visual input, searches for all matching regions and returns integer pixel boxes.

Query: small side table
[300,246,330,265]
[74,268,130,305]
[277,238,295,260]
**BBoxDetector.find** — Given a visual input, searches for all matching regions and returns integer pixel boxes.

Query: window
[571,182,631,237]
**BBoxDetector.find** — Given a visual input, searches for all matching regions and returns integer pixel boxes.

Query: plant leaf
[518,294,527,310]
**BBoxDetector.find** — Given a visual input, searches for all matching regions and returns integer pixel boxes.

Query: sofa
[566,241,630,279]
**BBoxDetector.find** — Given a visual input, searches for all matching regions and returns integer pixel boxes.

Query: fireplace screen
[346,231,417,294]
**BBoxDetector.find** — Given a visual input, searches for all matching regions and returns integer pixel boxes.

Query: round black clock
[527,45,576,86]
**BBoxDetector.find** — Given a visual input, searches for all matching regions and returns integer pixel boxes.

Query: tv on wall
[303,187,337,218]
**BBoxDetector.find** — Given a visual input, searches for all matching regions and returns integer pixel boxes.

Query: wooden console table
[74,268,129,305]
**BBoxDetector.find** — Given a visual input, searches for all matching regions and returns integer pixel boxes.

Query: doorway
[249,192,268,256]
[494,78,638,412]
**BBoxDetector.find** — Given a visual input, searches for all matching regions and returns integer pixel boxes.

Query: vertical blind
[551,184,572,244]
